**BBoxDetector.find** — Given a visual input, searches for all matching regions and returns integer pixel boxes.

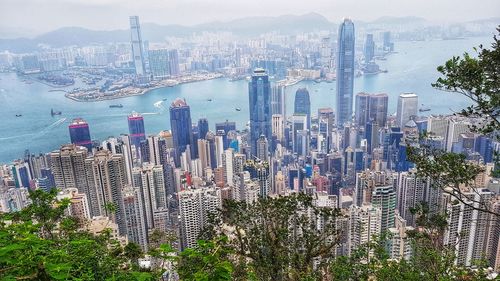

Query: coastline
[65,73,224,102]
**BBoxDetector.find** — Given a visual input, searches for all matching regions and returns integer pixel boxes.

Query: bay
[0,36,492,163]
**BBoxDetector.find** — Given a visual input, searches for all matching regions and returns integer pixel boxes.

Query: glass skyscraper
[127,112,146,149]
[294,88,311,128]
[336,19,355,127]
[68,118,92,151]
[169,98,193,166]
[248,68,272,157]
[130,16,146,76]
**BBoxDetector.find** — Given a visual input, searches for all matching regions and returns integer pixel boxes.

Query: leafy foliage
[0,189,157,281]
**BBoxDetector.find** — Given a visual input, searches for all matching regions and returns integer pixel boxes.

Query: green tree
[0,189,158,281]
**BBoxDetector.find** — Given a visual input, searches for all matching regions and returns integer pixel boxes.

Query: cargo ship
[109,104,123,108]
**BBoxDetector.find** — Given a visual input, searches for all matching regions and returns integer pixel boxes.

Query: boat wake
[0,118,67,141]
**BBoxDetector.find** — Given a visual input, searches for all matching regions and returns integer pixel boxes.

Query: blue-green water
[0,37,492,163]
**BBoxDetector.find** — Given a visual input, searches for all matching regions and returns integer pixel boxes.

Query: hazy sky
[1,0,499,35]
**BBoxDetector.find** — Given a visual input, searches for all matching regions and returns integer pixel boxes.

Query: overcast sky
[1,0,499,35]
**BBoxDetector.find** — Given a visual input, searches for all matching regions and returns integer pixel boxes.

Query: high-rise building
[446,118,471,152]
[336,19,355,127]
[128,112,146,150]
[122,186,148,251]
[369,93,388,127]
[148,49,170,79]
[294,88,311,128]
[348,204,382,257]
[292,114,309,156]
[132,163,166,230]
[178,187,221,249]
[364,34,375,62]
[397,169,431,227]
[170,98,193,166]
[271,83,286,117]
[130,16,146,76]
[371,184,397,233]
[383,31,394,52]
[50,144,89,194]
[272,114,284,142]
[256,135,269,161]
[443,188,494,266]
[85,150,127,235]
[68,118,92,151]
[168,49,180,76]
[396,93,418,128]
[198,118,209,140]
[387,214,414,260]
[248,68,272,157]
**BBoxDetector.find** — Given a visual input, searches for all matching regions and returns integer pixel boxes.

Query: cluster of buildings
[0,18,499,272]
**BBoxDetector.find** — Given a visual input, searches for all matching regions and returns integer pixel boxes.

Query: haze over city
[1,0,499,37]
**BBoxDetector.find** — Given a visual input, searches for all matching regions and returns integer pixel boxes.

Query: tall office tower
[198,118,209,140]
[355,92,388,128]
[50,144,89,192]
[365,121,380,154]
[68,118,92,151]
[271,83,286,117]
[128,112,146,150]
[146,135,162,165]
[178,187,221,249]
[148,49,170,79]
[383,31,393,52]
[318,107,335,132]
[119,135,135,183]
[256,135,269,161]
[122,186,148,251]
[294,88,311,128]
[292,114,308,155]
[244,160,270,197]
[371,184,397,233]
[355,92,370,127]
[396,93,418,128]
[234,47,242,67]
[446,118,471,152]
[249,68,272,157]
[443,188,494,266]
[272,114,284,142]
[354,169,392,207]
[132,163,166,230]
[336,18,355,127]
[85,150,127,235]
[130,16,146,76]
[11,161,31,188]
[387,214,414,260]
[348,204,382,257]
[205,131,218,169]
[168,49,180,76]
[364,34,375,62]
[214,133,224,167]
[170,98,193,166]
[369,93,388,127]
[197,139,210,174]
[396,169,430,227]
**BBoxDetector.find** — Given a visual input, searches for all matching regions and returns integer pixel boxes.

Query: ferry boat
[109,104,123,108]
[207,99,212,102]
[235,108,241,111]
[15,114,22,117]
[419,104,431,112]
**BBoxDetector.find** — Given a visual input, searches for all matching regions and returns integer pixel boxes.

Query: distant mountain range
[0,13,497,53]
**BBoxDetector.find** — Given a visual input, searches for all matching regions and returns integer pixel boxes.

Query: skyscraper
[130,16,146,76]
[364,34,375,62]
[355,92,388,128]
[85,150,127,235]
[248,68,272,157]
[69,118,92,151]
[128,112,146,150]
[396,93,418,128]
[148,49,170,79]
[294,88,311,128]
[122,186,148,251]
[132,163,166,230]
[178,187,221,249]
[170,98,193,166]
[371,184,397,233]
[198,118,209,140]
[50,144,89,195]
[271,83,286,117]
[336,19,355,127]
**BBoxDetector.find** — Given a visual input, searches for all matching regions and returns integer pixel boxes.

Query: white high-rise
[396,93,418,128]
[122,186,148,251]
[348,204,382,257]
[178,187,221,249]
